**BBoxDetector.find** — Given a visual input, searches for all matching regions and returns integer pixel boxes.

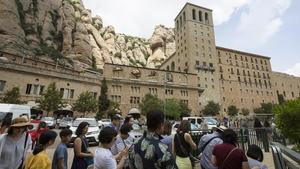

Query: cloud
[285,63,300,77]
[83,0,252,38]
[231,0,291,49]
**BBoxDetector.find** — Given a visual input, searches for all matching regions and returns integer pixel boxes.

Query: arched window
[205,13,209,24]
[167,66,170,71]
[192,9,196,20]
[199,11,202,21]
[171,62,175,71]
[183,12,186,22]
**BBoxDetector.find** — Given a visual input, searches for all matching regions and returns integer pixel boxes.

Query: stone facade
[160,3,300,115]
[0,52,201,116]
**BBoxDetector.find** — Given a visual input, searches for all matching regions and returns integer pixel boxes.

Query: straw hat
[10,117,32,128]
[215,125,227,132]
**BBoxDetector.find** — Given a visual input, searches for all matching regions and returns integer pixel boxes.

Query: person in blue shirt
[52,129,72,169]
[107,114,122,132]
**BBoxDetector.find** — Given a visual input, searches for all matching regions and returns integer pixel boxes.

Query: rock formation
[0,0,176,70]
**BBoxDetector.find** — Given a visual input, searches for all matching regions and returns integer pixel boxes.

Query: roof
[216,46,270,59]
[175,2,213,21]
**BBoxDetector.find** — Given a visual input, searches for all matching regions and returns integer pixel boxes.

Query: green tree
[98,78,110,116]
[73,91,98,117]
[1,87,22,104]
[228,105,239,117]
[38,83,64,116]
[241,108,250,116]
[274,97,300,152]
[139,94,163,115]
[164,99,181,120]
[202,101,220,116]
[179,101,191,118]
[254,103,273,114]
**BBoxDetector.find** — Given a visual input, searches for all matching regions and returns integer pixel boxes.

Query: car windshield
[72,119,98,127]
[0,112,6,121]
[204,118,217,125]
[190,123,199,130]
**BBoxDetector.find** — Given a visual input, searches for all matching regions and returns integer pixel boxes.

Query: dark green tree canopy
[203,101,220,116]
[73,91,98,116]
[139,94,163,115]
[165,99,181,120]
[37,82,64,116]
[274,97,300,145]
[99,78,110,113]
[254,103,273,114]
[228,105,239,117]
[241,108,250,116]
[1,87,22,104]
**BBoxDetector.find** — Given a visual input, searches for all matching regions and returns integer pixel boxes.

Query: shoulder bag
[221,147,238,169]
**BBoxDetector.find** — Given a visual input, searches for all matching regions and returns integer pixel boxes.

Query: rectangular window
[0,80,6,92]
[26,84,32,94]
[39,85,44,95]
[70,89,74,98]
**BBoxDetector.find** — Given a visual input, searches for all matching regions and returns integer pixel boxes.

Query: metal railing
[271,142,300,169]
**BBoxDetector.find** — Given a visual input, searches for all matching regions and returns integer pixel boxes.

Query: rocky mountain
[0,0,175,69]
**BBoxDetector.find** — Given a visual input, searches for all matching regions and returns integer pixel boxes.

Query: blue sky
[84,0,300,77]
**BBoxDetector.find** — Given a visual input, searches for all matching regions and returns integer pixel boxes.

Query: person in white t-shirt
[94,127,128,169]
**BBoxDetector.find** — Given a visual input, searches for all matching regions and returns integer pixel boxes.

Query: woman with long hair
[71,122,94,169]
[25,130,57,169]
[0,117,33,169]
[172,120,197,169]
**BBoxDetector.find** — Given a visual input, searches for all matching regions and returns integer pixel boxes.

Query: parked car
[98,119,111,128]
[171,121,202,135]
[41,117,56,129]
[59,117,73,129]
[69,118,100,146]
[182,116,202,128]
[201,117,218,130]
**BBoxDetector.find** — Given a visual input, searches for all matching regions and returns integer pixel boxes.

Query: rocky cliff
[0,0,175,69]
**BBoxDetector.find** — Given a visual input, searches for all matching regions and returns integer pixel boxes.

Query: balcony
[195,65,215,72]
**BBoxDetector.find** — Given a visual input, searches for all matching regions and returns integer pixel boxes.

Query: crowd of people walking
[0,111,270,169]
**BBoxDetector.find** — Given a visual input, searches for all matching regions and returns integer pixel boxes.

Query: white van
[182,116,202,128]
[0,103,31,122]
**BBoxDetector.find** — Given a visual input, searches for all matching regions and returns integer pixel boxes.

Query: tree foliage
[1,87,22,104]
[37,83,64,116]
[73,91,98,117]
[254,103,273,114]
[241,108,250,116]
[139,94,163,115]
[273,97,300,146]
[228,105,239,117]
[179,101,191,118]
[164,99,181,120]
[98,78,110,114]
[203,101,220,116]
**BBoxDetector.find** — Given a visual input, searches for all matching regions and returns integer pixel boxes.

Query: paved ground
[47,129,275,169]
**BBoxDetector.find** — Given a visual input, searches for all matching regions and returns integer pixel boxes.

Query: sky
[84,0,300,77]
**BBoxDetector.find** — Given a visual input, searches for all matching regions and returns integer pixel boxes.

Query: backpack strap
[200,136,220,152]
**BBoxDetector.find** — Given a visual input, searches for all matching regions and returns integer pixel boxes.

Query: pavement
[47,129,275,169]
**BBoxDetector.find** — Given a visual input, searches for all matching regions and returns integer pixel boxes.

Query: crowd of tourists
[0,111,269,169]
